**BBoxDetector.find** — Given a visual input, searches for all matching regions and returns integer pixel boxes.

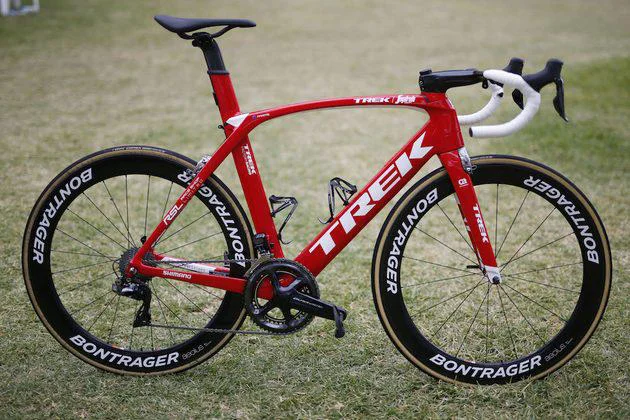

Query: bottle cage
[269,195,298,245]
[319,177,358,225]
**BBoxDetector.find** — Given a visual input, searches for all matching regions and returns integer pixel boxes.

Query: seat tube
[439,149,501,282]
[207,68,284,256]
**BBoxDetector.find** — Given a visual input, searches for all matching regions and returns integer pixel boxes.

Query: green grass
[1,0,629,418]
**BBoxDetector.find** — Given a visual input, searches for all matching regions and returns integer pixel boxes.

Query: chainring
[244,259,319,334]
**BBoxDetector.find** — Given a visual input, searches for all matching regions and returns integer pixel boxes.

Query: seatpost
[191,34,285,257]
[192,35,228,75]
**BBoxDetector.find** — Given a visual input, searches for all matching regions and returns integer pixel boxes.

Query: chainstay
[148,323,282,336]
[153,258,258,265]
[149,256,284,335]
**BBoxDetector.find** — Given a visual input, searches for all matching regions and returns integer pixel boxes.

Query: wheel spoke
[485,283,490,361]
[494,184,499,249]
[161,231,223,254]
[503,261,583,278]
[437,201,473,252]
[404,272,477,288]
[413,280,483,316]
[82,191,133,247]
[502,205,556,268]
[57,271,113,296]
[502,231,575,269]
[455,283,489,357]
[430,280,484,339]
[160,182,174,220]
[107,295,121,343]
[65,208,127,250]
[496,190,529,259]
[144,175,151,238]
[87,292,118,332]
[503,283,568,322]
[70,290,113,316]
[149,320,155,351]
[125,175,130,248]
[497,285,518,359]
[102,180,137,247]
[52,258,116,275]
[55,228,114,260]
[162,278,211,317]
[403,255,474,274]
[499,284,546,346]
[504,274,580,294]
[151,283,175,346]
[189,282,224,301]
[152,284,191,327]
[129,301,140,349]
[156,211,212,246]
[414,227,476,264]
[52,249,115,259]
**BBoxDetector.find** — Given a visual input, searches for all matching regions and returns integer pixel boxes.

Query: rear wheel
[372,155,611,384]
[23,146,254,375]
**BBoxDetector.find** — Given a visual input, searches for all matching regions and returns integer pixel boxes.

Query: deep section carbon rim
[23,148,253,374]
[373,156,610,384]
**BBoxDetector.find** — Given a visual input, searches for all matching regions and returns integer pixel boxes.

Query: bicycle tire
[23,146,254,375]
[372,155,611,384]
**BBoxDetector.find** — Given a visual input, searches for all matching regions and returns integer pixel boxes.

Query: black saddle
[154,15,256,36]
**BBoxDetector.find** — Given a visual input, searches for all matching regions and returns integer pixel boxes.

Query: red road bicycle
[22,16,612,385]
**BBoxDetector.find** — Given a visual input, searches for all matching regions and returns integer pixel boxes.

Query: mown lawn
[1,0,628,418]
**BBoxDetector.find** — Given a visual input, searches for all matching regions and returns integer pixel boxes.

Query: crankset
[244,259,348,338]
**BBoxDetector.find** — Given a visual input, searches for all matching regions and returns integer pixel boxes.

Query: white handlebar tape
[457,82,504,126]
[469,69,541,138]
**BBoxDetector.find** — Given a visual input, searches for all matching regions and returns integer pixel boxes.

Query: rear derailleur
[112,279,152,327]
[112,246,153,327]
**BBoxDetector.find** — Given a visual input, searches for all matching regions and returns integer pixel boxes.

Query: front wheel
[372,155,611,384]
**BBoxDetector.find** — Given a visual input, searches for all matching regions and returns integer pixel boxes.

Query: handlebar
[457,58,567,138]
[457,58,524,126]
[457,82,504,126]
[469,69,541,138]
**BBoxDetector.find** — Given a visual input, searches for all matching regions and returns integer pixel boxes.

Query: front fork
[439,148,501,284]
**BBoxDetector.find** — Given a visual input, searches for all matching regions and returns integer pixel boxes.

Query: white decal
[309,134,433,256]
[32,168,93,264]
[70,334,179,367]
[163,270,192,280]
[385,188,438,294]
[354,97,391,104]
[241,145,256,175]
[429,353,542,378]
[524,176,599,264]
[176,170,246,267]
[394,95,415,104]
[163,203,183,226]
[472,204,489,243]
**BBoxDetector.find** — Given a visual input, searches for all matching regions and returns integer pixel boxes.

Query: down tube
[295,125,434,276]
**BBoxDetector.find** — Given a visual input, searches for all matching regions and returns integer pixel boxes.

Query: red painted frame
[128,73,498,297]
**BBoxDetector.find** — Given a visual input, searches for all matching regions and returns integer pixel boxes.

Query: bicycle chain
[148,256,291,336]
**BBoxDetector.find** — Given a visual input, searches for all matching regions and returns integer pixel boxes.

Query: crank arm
[289,291,347,338]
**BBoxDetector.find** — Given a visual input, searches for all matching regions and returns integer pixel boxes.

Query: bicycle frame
[129,71,500,297]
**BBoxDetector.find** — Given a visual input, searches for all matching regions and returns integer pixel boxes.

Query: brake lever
[512,89,525,110]
[504,57,524,76]
[512,58,568,121]
[553,77,568,122]
[488,57,524,88]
